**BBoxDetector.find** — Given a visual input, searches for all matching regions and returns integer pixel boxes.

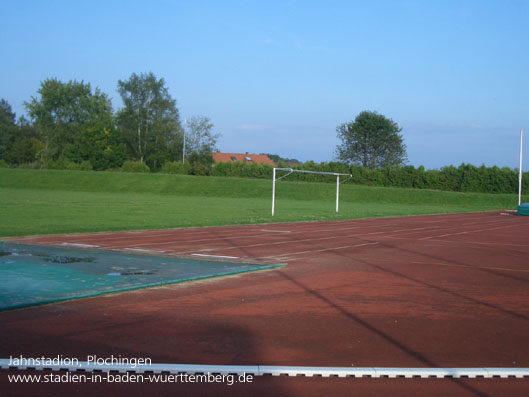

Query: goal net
[272,168,352,216]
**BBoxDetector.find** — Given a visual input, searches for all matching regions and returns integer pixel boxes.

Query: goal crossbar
[272,168,352,216]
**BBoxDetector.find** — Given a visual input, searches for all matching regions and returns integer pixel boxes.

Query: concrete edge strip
[1,360,528,379]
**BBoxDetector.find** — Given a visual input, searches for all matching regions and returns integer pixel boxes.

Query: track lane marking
[419,223,523,240]
[258,242,379,260]
[38,223,399,248]
[190,254,239,259]
[60,243,100,248]
[127,226,434,255]
[122,248,166,254]
[412,261,529,273]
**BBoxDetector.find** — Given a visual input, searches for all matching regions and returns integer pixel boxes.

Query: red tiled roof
[211,153,276,166]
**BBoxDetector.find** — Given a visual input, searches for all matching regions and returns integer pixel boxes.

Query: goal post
[271,168,352,216]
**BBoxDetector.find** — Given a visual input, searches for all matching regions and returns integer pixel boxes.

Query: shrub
[211,161,230,177]
[161,161,190,175]
[79,160,93,171]
[121,161,150,173]
[66,161,81,170]
[189,162,210,176]
[17,162,41,169]
[0,159,7,168]
[45,158,76,170]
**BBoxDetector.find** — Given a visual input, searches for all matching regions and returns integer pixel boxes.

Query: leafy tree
[116,72,183,171]
[262,153,300,164]
[0,99,17,160]
[68,124,127,170]
[13,116,45,165]
[184,115,219,156]
[25,79,115,164]
[6,137,44,165]
[0,100,44,165]
[182,115,219,176]
[336,111,407,169]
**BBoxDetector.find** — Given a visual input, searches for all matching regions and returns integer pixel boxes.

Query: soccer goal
[271,168,352,216]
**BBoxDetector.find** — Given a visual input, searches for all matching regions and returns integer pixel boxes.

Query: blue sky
[1,0,528,169]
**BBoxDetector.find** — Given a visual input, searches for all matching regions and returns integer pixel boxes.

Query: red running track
[2,212,529,396]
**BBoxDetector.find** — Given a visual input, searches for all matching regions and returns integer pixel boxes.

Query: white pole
[182,119,186,164]
[272,168,276,216]
[519,130,523,206]
[336,175,340,213]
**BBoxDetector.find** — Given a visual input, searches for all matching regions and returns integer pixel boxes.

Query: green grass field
[0,168,523,237]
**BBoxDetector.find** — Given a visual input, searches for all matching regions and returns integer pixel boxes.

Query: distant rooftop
[212,153,276,166]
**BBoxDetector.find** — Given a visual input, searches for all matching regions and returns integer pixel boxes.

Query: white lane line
[122,248,166,254]
[177,226,441,256]
[380,233,529,252]
[47,223,393,246]
[190,254,239,260]
[412,261,529,273]
[175,226,434,256]
[462,218,518,226]
[49,229,214,244]
[108,223,400,250]
[60,243,100,248]
[419,223,523,241]
[259,242,379,260]
[367,226,441,238]
[176,233,374,255]
[260,229,292,233]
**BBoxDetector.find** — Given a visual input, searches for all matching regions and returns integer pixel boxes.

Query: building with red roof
[211,152,276,166]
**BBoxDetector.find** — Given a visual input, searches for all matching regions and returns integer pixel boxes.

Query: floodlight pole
[519,130,523,206]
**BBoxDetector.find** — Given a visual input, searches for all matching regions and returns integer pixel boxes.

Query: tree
[336,111,407,169]
[0,100,45,165]
[25,79,115,163]
[262,153,301,164]
[68,123,127,170]
[6,116,44,165]
[0,99,17,160]
[116,72,183,171]
[6,137,44,165]
[184,115,219,155]
[183,115,219,175]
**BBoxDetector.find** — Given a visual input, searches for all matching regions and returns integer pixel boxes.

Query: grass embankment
[0,168,522,237]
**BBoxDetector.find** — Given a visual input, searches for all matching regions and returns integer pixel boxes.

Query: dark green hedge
[205,161,527,194]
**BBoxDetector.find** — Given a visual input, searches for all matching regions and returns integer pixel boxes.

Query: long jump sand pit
[2,212,529,395]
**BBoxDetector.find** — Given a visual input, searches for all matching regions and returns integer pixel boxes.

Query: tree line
[1,84,525,195]
[180,160,527,195]
[0,72,218,171]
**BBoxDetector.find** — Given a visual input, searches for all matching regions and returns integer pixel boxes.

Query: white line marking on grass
[190,254,239,259]
[60,243,100,248]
